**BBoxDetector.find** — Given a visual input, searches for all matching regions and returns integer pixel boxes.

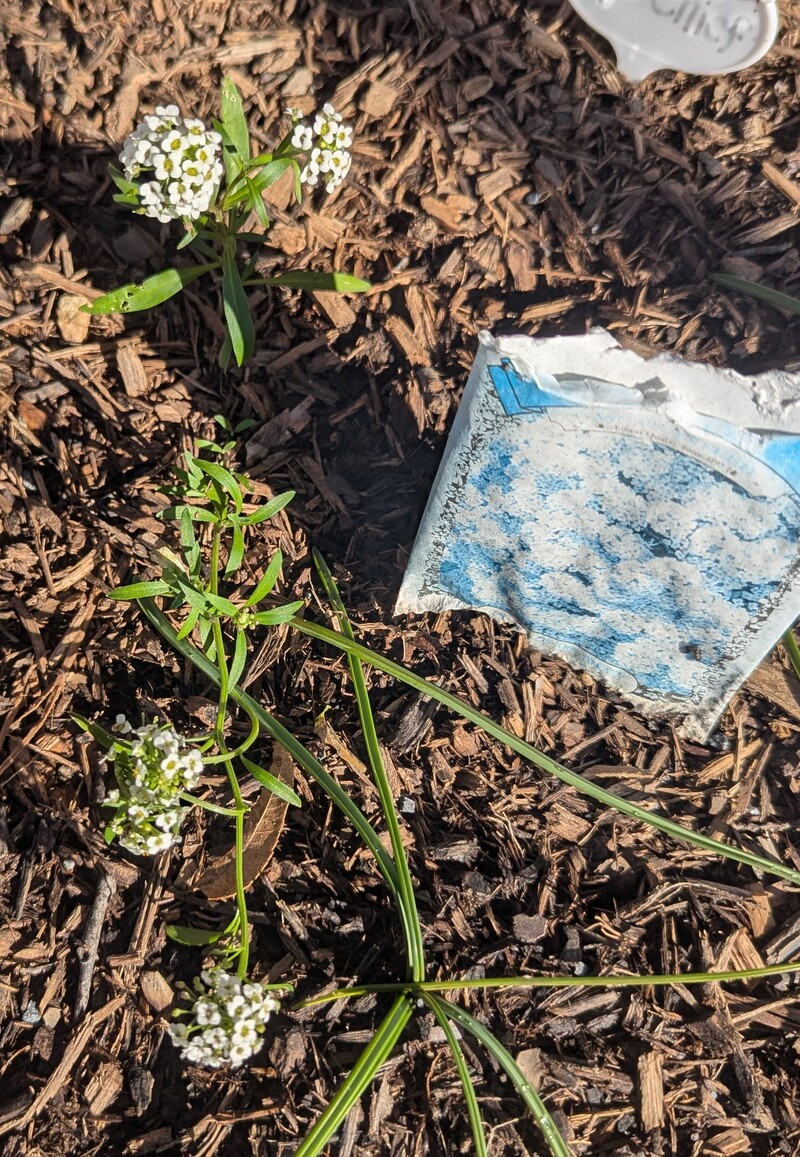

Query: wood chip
[637,1051,665,1131]
[55,293,91,343]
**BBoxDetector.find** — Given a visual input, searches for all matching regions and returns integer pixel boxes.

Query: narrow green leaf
[241,754,302,807]
[222,242,255,366]
[204,592,239,617]
[104,824,116,845]
[190,456,244,513]
[159,505,218,524]
[73,713,116,749]
[314,550,425,982]
[710,273,800,315]
[423,995,489,1157]
[112,192,141,207]
[440,999,571,1157]
[166,924,225,946]
[244,550,283,607]
[225,518,245,576]
[229,627,248,690]
[252,600,305,626]
[176,226,198,251]
[290,996,414,1157]
[108,164,139,195]
[247,175,271,229]
[248,270,371,294]
[176,605,201,641]
[173,576,209,613]
[180,507,196,552]
[107,580,172,600]
[81,265,213,315]
[220,76,250,163]
[222,159,293,210]
[242,490,295,525]
[291,620,800,889]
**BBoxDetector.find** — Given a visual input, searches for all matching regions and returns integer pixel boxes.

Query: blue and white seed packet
[396,330,800,739]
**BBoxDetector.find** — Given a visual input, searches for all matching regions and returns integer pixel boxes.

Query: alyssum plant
[82,79,369,367]
[80,429,800,1155]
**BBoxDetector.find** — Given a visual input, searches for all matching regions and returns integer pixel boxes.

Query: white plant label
[567,0,779,81]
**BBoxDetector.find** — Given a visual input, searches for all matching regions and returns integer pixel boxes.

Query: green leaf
[218,332,233,371]
[222,242,256,367]
[440,999,571,1157]
[190,455,244,513]
[710,273,800,315]
[292,620,800,889]
[220,76,250,164]
[223,159,293,211]
[112,192,141,207]
[248,270,371,294]
[107,580,172,601]
[158,505,217,524]
[242,490,295,525]
[205,592,239,617]
[245,550,283,607]
[73,713,116,749]
[252,600,305,626]
[81,265,214,315]
[104,824,116,845]
[166,924,225,946]
[241,755,302,807]
[108,164,139,196]
[176,225,198,251]
[229,627,248,690]
[176,605,201,641]
[247,175,271,229]
[290,997,414,1157]
[225,517,246,576]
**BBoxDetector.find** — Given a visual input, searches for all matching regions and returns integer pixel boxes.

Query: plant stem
[314,553,425,983]
[423,994,488,1157]
[290,995,415,1157]
[292,959,800,1009]
[290,618,800,888]
[209,525,250,976]
[438,998,572,1157]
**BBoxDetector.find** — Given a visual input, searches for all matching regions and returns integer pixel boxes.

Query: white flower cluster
[169,967,281,1068]
[287,103,353,194]
[104,717,203,855]
[119,105,224,224]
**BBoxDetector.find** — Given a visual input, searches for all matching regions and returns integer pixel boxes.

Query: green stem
[290,995,415,1157]
[179,791,243,817]
[314,553,425,983]
[293,959,800,1009]
[290,618,800,888]
[423,994,488,1157]
[208,526,250,977]
[201,707,260,764]
[438,998,571,1157]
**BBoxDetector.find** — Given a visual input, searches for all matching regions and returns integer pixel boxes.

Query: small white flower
[120,107,223,223]
[293,103,352,196]
[169,969,282,1070]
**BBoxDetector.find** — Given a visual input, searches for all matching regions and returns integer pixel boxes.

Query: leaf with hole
[81,265,213,315]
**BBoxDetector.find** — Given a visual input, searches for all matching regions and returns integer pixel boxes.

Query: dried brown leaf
[196,746,294,900]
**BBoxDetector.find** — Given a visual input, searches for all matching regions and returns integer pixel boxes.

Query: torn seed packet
[396,330,800,740]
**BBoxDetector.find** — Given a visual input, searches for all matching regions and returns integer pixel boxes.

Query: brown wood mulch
[3,0,800,1153]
